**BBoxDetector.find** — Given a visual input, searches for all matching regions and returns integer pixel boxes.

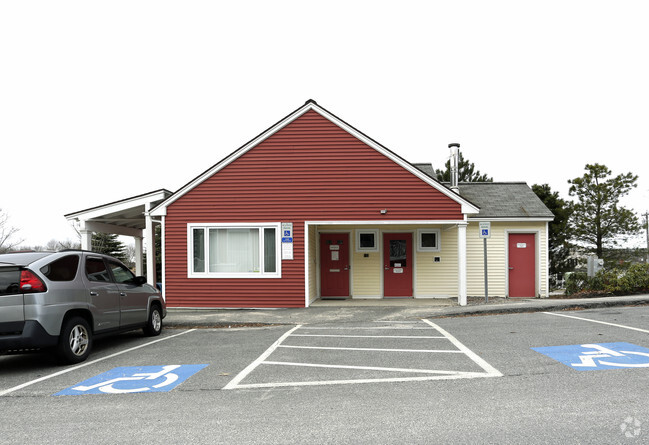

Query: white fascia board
[150,105,313,216]
[468,217,555,222]
[151,101,480,216]
[307,220,466,225]
[312,105,480,215]
[150,101,479,216]
[67,190,170,222]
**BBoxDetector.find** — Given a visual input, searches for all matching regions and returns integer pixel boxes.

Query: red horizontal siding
[165,109,463,308]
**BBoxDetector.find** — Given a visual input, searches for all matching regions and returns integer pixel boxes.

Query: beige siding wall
[311,221,548,299]
[352,248,381,297]
[416,228,458,297]
[466,221,548,297]
[316,224,458,298]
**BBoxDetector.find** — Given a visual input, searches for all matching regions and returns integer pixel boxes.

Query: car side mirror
[132,276,147,286]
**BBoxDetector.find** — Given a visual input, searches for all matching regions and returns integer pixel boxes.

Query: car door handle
[90,291,98,297]
[120,292,127,297]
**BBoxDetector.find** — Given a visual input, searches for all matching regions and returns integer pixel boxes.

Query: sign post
[479,222,491,303]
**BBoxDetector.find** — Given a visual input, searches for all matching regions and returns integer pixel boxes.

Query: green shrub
[565,272,589,295]
[615,263,649,293]
[567,263,649,295]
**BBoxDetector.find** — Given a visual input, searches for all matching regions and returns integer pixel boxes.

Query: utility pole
[644,212,649,263]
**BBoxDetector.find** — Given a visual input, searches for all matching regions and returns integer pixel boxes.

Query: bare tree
[44,238,81,251]
[0,208,23,253]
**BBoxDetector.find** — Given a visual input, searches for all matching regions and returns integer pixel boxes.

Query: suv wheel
[143,305,162,337]
[57,316,92,364]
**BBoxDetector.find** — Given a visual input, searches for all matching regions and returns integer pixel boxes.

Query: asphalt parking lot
[1,303,649,444]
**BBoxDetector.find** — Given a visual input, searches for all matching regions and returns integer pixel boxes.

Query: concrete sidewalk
[163,294,649,328]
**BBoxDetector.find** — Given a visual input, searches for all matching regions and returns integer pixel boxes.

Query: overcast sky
[1,1,648,248]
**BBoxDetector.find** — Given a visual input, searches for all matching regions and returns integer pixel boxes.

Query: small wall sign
[281,223,293,260]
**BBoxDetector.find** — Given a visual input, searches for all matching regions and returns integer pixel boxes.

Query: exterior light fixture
[380,209,388,214]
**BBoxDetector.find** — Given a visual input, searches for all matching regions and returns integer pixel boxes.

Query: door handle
[384,266,390,270]
[89,291,98,297]
[120,292,127,297]
[344,265,350,271]
[509,266,514,270]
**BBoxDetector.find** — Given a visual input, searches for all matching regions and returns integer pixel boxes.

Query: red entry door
[320,233,350,297]
[383,233,413,297]
[508,233,536,297]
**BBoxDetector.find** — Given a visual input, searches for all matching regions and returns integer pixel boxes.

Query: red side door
[383,233,413,297]
[508,233,536,297]
[320,233,350,298]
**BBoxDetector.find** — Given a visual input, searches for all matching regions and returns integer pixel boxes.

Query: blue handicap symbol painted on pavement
[532,342,649,371]
[54,364,208,395]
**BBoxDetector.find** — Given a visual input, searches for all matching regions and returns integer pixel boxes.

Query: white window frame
[355,229,379,252]
[187,223,282,278]
[416,228,441,252]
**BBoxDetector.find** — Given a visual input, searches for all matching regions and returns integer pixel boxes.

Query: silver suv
[0,250,166,364]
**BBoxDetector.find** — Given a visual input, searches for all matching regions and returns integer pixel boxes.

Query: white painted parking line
[303,326,435,330]
[0,329,197,397]
[543,312,649,334]
[422,319,503,377]
[230,374,491,389]
[279,345,463,353]
[223,325,301,390]
[292,334,445,339]
[263,361,484,376]
[224,320,502,389]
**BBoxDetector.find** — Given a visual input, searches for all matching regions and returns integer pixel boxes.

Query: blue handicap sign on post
[54,364,208,395]
[532,342,649,371]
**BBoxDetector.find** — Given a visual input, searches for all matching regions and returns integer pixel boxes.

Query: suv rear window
[40,255,80,281]
[0,267,21,295]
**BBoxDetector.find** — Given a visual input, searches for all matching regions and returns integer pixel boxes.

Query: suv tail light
[20,269,47,293]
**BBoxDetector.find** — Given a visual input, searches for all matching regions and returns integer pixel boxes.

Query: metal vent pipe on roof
[448,143,460,193]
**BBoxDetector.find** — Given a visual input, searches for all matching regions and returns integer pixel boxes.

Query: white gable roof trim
[151,100,479,216]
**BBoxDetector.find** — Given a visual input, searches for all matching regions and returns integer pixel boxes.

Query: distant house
[68,100,554,308]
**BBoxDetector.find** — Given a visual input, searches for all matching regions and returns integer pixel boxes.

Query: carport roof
[65,189,173,231]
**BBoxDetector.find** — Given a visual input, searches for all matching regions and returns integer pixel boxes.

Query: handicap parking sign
[55,364,208,395]
[532,342,649,371]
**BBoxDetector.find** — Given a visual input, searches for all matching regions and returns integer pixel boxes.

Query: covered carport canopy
[65,189,173,285]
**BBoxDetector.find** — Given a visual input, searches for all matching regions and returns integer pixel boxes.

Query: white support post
[80,222,93,251]
[134,236,144,277]
[160,215,165,300]
[144,205,157,286]
[458,222,468,306]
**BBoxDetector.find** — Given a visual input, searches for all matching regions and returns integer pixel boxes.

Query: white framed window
[417,228,441,252]
[355,229,379,252]
[188,223,281,278]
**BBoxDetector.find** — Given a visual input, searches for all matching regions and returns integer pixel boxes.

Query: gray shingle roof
[412,163,438,180]
[457,182,555,219]
[411,163,553,220]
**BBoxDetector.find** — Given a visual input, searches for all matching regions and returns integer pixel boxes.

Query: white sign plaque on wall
[282,241,293,260]
[281,222,294,260]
